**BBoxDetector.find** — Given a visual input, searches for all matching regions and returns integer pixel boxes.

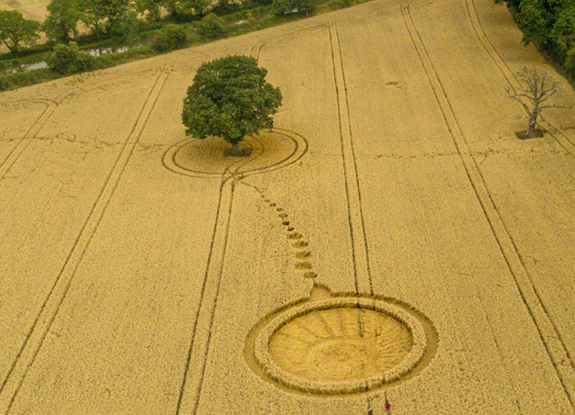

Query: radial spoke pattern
[269,307,413,382]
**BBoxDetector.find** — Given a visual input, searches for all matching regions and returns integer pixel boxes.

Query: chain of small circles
[253,188,318,279]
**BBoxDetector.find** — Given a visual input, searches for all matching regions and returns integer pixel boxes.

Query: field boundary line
[250,23,330,61]
[0,66,172,414]
[402,3,575,407]
[328,22,373,295]
[465,0,575,157]
[0,92,72,180]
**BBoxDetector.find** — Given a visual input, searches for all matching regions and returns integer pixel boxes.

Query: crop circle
[249,296,430,395]
[163,129,307,178]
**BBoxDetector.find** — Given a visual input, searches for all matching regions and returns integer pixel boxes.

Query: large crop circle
[247,296,433,395]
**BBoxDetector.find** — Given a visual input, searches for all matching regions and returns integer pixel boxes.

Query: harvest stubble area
[1,0,575,413]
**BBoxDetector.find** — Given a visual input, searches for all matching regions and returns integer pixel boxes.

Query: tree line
[0,0,316,56]
[0,0,219,54]
[495,0,575,77]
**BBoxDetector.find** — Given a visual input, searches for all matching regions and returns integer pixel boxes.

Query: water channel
[1,44,136,76]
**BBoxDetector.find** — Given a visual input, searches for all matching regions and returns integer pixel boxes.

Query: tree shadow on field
[224,142,253,157]
[515,129,545,139]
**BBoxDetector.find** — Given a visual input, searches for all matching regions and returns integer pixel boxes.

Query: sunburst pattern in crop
[268,307,413,382]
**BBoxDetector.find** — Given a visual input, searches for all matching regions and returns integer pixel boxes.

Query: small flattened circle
[162,129,307,178]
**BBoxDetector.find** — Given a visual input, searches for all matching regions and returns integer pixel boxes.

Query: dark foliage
[47,41,96,73]
[196,13,226,39]
[495,0,575,78]
[181,55,282,148]
[272,0,315,16]
[0,10,41,54]
[152,24,187,51]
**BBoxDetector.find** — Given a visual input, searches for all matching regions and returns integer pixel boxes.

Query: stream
[1,44,136,75]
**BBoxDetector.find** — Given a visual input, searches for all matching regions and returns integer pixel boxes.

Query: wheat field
[1,0,575,413]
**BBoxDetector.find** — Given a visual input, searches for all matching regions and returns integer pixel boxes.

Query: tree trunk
[227,142,244,157]
[526,110,538,138]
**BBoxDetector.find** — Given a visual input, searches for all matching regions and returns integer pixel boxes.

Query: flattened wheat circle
[253,297,427,395]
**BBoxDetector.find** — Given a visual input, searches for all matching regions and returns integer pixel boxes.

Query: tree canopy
[495,0,575,75]
[81,0,132,37]
[0,10,41,54]
[47,41,95,73]
[196,13,226,39]
[44,0,82,44]
[181,55,282,152]
[158,0,210,21]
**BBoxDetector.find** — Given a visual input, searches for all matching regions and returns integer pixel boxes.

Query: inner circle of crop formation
[162,129,307,178]
[250,296,431,395]
[272,307,412,381]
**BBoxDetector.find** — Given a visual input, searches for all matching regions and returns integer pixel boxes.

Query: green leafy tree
[119,10,141,44]
[248,0,273,6]
[135,0,162,21]
[272,0,290,15]
[152,23,187,51]
[566,47,575,73]
[211,0,240,16]
[196,13,225,39]
[43,0,82,44]
[550,6,575,55]
[0,10,41,54]
[494,0,575,76]
[81,0,132,37]
[516,0,555,46]
[182,55,282,156]
[47,41,96,73]
[162,0,210,21]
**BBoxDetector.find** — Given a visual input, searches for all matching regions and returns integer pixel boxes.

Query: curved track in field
[0,92,73,181]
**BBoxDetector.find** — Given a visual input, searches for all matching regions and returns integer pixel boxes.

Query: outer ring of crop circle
[162,128,308,178]
[252,296,429,395]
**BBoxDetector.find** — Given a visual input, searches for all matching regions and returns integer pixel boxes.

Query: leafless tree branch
[506,67,573,137]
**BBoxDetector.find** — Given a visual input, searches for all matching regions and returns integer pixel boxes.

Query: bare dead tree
[506,67,572,138]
